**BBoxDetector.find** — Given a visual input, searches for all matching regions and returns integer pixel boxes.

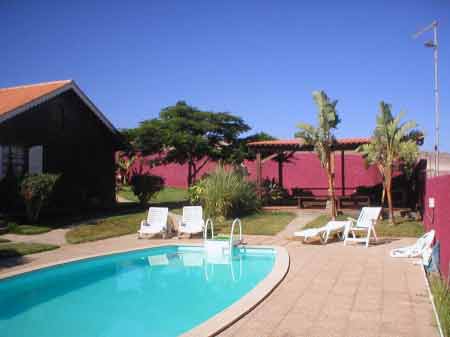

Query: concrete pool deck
[0,232,438,337]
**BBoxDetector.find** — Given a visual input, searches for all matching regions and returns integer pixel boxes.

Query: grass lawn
[429,275,450,337]
[66,209,296,244]
[0,237,10,243]
[6,223,53,235]
[303,213,424,238]
[0,242,59,258]
[215,211,296,236]
[66,210,147,244]
[118,186,189,205]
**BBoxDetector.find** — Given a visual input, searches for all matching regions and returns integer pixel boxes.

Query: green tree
[227,132,276,165]
[358,102,419,224]
[295,91,341,219]
[135,101,250,186]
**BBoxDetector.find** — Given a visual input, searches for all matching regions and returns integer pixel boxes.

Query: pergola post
[277,157,283,188]
[341,150,345,196]
[256,151,262,198]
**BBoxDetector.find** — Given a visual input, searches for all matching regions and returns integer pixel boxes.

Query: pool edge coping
[181,245,290,337]
[0,243,290,337]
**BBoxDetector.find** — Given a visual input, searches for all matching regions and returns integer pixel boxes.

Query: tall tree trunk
[327,154,337,220]
[377,164,386,206]
[191,161,197,185]
[385,166,395,224]
[187,161,193,186]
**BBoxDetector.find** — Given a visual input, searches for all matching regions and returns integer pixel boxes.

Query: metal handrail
[229,218,242,249]
[203,218,214,241]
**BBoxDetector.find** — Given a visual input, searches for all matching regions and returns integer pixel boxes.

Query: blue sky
[1,1,449,151]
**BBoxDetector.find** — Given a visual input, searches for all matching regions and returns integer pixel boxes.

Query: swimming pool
[0,245,278,337]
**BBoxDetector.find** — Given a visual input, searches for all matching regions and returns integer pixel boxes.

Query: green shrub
[20,174,60,223]
[190,166,260,221]
[261,178,289,205]
[130,174,165,205]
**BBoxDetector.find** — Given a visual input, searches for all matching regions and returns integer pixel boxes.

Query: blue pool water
[0,245,275,337]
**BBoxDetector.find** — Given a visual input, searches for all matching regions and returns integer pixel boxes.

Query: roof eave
[0,81,122,139]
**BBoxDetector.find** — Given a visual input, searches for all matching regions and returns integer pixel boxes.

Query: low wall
[423,174,450,278]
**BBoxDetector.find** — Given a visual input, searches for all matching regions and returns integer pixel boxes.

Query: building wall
[0,89,118,210]
[422,174,450,278]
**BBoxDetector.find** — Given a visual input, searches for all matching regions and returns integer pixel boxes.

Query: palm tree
[296,91,341,220]
[358,102,419,224]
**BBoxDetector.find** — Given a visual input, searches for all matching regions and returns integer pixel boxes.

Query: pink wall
[423,174,450,278]
[245,152,381,196]
[132,152,383,195]
[131,154,218,188]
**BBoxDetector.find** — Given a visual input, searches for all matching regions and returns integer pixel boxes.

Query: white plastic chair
[147,254,169,266]
[294,221,349,244]
[137,207,168,239]
[178,206,205,237]
[343,207,382,248]
[390,230,435,262]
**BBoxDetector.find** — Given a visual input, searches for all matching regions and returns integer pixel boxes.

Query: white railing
[203,218,214,241]
[229,218,242,249]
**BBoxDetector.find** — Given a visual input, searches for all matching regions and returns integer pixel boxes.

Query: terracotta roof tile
[0,80,72,117]
[248,137,371,148]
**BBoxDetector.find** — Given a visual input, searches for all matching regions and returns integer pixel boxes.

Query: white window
[28,145,43,174]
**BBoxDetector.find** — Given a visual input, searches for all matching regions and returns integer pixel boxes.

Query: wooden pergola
[248,137,371,198]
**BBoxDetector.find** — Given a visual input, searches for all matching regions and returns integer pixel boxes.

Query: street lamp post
[414,20,440,176]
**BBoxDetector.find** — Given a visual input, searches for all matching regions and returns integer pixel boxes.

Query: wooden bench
[297,195,371,209]
[297,196,329,208]
[337,195,371,209]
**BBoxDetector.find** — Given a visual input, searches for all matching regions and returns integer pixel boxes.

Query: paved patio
[0,216,438,337]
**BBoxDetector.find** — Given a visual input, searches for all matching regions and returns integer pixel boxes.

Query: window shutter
[29,146,43,174]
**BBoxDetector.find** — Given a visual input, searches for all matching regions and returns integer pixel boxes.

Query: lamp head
[424,40,436,48]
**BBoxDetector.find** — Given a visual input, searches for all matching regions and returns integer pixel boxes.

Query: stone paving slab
[219,237,439,337]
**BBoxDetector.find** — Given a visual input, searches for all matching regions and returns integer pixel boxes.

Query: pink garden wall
[132,152,383,195]
[245,152,381,196]
[422,174,450,278]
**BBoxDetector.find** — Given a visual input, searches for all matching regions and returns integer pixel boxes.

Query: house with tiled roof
[0,80,124,210]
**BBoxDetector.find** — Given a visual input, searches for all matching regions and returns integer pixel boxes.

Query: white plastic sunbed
[294,220,349,244]
[390,230,435,263]
[178,206,205,238]
[147,254,169,266]
[137,207,168,239]
[343,207,382,248]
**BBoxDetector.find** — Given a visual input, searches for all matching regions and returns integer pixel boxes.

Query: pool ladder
[203,218,242,253]
[203,218,243,282]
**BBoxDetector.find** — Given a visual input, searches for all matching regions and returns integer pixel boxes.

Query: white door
[28,145,43,174]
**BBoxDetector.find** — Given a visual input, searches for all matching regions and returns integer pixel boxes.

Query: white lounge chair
[390,230,435,264]
[343,207,382,248]
[147,254,169,266]
[178,206,205,238]
[294,221,348,244]
[137,207,168,239]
